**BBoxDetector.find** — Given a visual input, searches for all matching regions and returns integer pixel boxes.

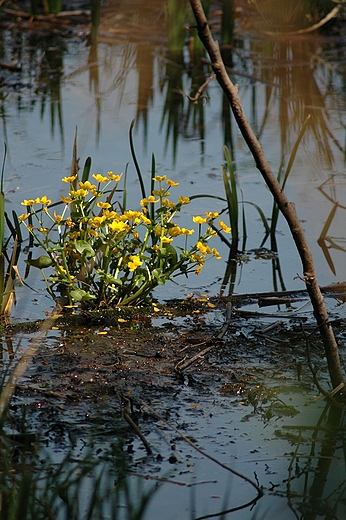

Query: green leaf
[73,240,95,258]
[82,157,92,183]
[97,270,122,285]
[25,255,53,269]
[70,288,96,301]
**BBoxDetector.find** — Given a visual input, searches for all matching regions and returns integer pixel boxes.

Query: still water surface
[2,2,346,518]
[2,1,346,320]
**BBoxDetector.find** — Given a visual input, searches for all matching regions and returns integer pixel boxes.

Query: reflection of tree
[38,43,65,149]
[251,38,342,166]
[135,45,155,148]
[284,401,346,519]
[317,174,346,275]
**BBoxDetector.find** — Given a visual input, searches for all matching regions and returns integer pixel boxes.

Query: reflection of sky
[3,31,346,319]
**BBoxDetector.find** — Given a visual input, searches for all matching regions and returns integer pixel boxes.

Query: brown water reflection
[2,1,346,297]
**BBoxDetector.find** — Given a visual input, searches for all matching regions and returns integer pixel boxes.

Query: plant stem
[188,0,344,390]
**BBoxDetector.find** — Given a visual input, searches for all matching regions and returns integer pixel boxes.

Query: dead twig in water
[175,302,232,372]
[117,393,152,456]
[141,400,263,518]
[177,73,215,104]
[129,473,217,487]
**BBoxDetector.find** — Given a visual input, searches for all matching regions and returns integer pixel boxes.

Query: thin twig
[141,400,263,513]
[178,73,215,104]
[175,302,232,372]
[117,393,152,456]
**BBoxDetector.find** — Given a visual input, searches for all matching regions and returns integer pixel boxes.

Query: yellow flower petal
[62,175,77,183]
[92,173,109,183]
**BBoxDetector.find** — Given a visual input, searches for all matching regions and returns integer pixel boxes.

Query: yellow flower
[153,189,170,197]
[87,228,99,237]
[140,195,159,206]
[109,221,129,233]
[205,211,219,219]
[178,196,190,205]
[180,228,194,236]
[35,195,52,205]
[96,201,111,209]
[124,210,142,223]
[128,255,142,272]
[65,217,74,228]
[54,212,62,224]
[38,227,48,234]
[67,231,80,240]
[62,175,77,183]
[92,173,109,183]
[18,213,30,221]
[166,179,179,187]
[60,195,73,204]
[108,171,122,182]
[191,253,204,265]
[162,198,175,209]
[140,214,152,225]
[219,220,231,233]
[90,216,106,228]
[212,248,222,260]
[21,199,35,206]
[152,175,167,182]
[196,241,211,255]
[57,265,68,275]
[79,181,96,191]
[70,189,89,198]
[168,226,182,237]
[103,210,119,220]
[161,236,173,243]
[193,215,208,224]
[195,265,203,275]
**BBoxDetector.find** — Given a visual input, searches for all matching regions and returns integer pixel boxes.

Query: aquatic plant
[0,145,21,319]
[18,144,228,309]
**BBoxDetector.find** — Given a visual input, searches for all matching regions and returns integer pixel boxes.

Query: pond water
[2,1,346,519]
[2,0,346,321]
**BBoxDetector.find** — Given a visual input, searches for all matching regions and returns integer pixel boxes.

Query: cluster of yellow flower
[18,168,231,307]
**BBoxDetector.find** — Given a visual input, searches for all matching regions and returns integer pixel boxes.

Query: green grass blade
[71,128,79,189]
[223,145,239,242]
[129,119,146,200]
[11,210,23,243]
[240,190,247,251]
[0,253,4,311]
[189,194,226,203]
[82,157,92,183]
[242,201,271,235]
[150,154,156,222]
[271,116,310,237]
[122,163,128,211]
[222,165,238,242]
[0,143,7,252]
[1,236,18,316]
